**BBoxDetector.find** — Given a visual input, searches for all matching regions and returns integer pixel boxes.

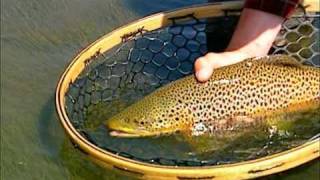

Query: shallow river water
[1,0,319,179]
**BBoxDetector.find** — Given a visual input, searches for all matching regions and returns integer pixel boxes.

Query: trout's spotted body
[107,55,320,137]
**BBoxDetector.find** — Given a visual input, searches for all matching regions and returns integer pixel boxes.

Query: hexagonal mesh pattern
[271,13,319,66]
[64,12,319,166]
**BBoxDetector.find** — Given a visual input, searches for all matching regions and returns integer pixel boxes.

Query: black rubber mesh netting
[64,11,320,167]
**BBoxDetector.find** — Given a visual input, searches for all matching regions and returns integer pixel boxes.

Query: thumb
[194,56,214,82]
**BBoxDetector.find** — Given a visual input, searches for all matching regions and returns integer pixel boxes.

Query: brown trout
[106,55,320,137]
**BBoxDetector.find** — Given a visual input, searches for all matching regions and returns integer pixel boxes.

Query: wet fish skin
[106,55,320,137]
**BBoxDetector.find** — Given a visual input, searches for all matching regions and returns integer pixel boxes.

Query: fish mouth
[107,123,154,137]
[108,128,161,137]
[108,128,179,138]
[109,130,143,138]
[106,119,176,137]
[107,118,155,137]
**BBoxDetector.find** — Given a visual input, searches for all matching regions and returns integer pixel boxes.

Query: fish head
[106,98,191,137]
[106,109,158,137]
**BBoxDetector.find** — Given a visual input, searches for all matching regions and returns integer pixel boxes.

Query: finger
[194,56,214,82]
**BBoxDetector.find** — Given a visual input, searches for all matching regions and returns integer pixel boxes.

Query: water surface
[1,0,319,179]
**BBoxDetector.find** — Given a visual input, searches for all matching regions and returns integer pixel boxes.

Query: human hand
[194,8,284,82]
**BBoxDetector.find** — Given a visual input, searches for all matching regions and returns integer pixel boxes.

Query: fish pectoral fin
[262,55,303,67]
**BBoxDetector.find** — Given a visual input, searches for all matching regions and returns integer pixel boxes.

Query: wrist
[225,8,284,58]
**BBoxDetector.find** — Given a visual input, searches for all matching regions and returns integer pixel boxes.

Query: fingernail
[196,69,208,81]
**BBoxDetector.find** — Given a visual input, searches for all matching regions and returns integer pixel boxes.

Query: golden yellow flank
[106,55,320,137]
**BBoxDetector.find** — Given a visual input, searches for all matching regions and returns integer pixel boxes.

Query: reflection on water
[2,0,143,179]
[1,0,319,179]
[60,140,136,180]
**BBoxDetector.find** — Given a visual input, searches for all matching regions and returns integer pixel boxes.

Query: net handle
[304,0,319,12]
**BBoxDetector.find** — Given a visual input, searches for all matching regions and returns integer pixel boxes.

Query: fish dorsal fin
[260,55,303,67]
